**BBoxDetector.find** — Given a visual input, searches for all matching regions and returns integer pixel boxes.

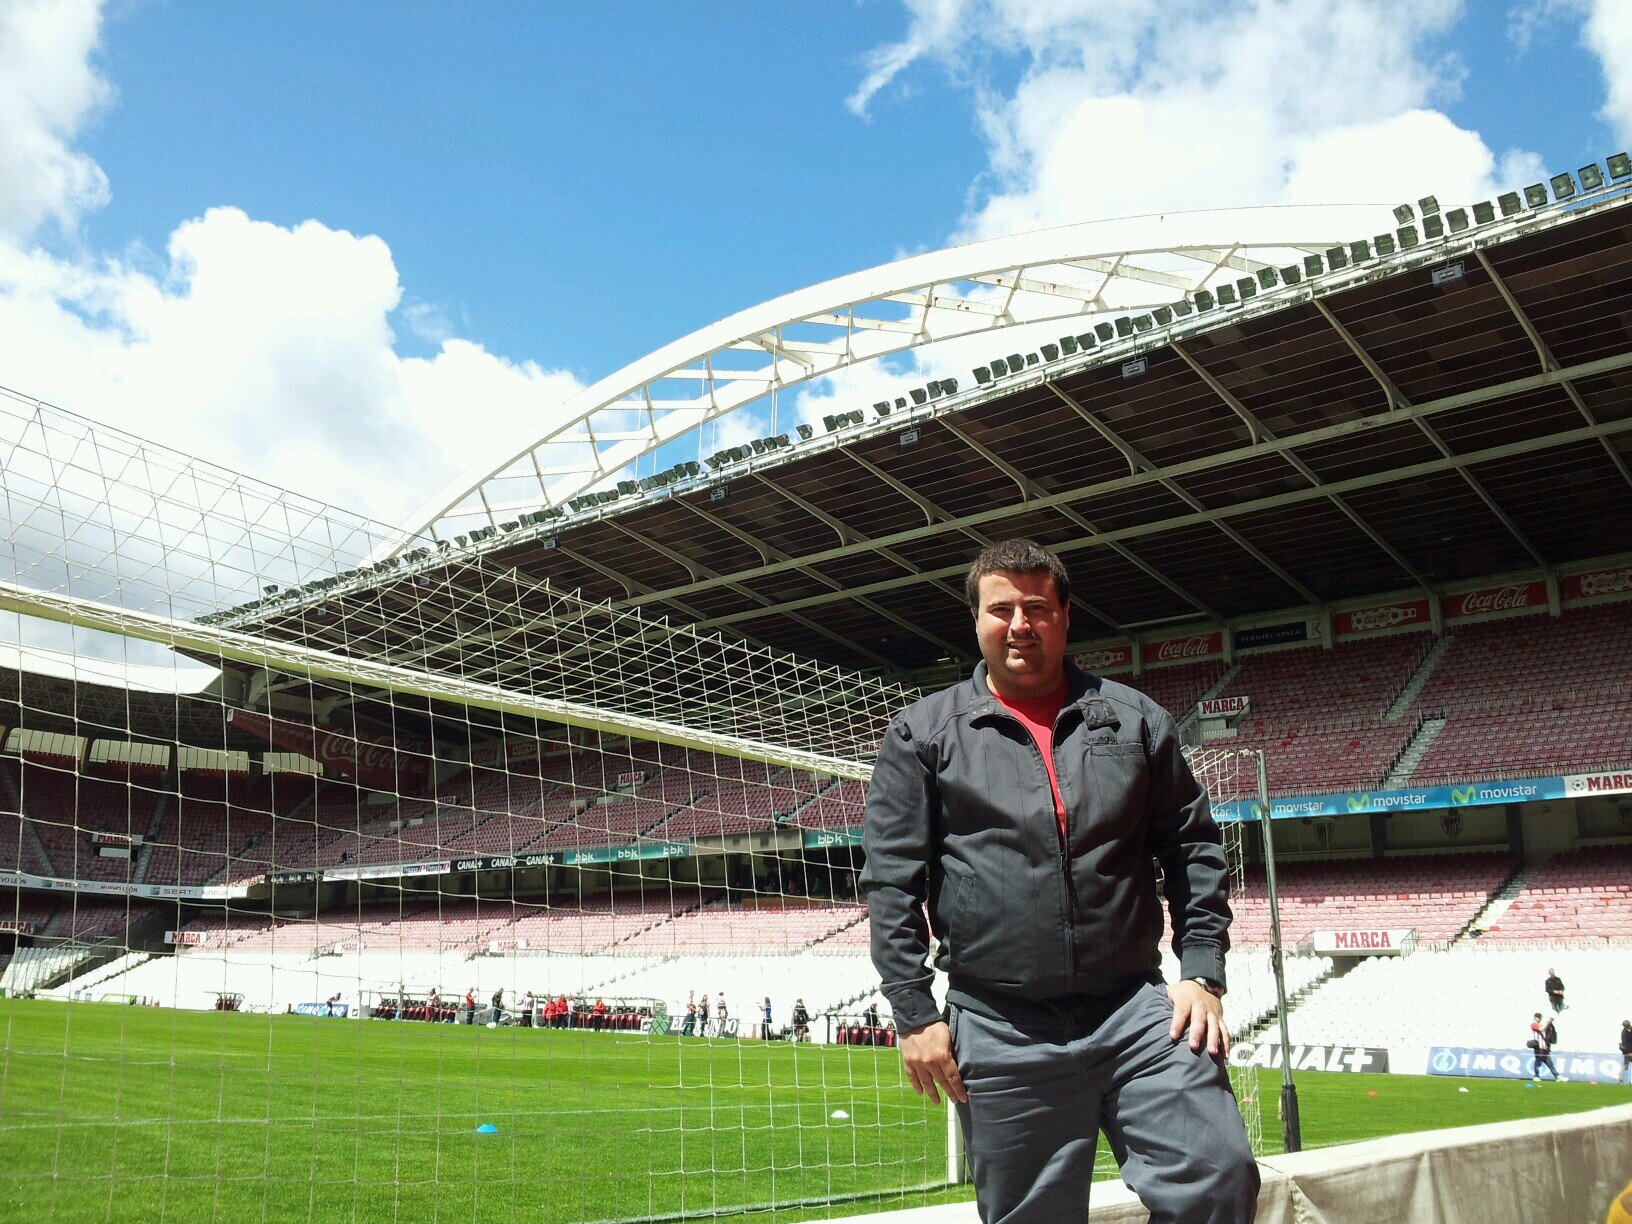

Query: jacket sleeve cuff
[1179,941,1227,990]
[882,983,941,1033]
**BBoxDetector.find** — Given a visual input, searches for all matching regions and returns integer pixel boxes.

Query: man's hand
[898,1020,968,1105]
[1167,980,1229,1058]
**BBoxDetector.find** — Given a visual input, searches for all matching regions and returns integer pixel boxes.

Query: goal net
[0,387,1266,1221]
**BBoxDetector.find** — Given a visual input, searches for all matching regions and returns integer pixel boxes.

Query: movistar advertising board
[1212,776,1567,822]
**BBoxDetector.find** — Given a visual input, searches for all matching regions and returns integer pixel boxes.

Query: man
[791,997,810,1042]
[464,988,477,1025]
[1528,1012,1559,1080]
[862,539,1258,1223]
[491,987,505,1025]
[1544,967,1566,1013]
[761,996,774,1041]
[1619,1020,1631,1084]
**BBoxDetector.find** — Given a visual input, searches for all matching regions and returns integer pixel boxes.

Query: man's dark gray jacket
[860,660,1233,1033]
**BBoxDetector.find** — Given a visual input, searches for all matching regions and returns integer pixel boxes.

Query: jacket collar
[967,659,1117,727]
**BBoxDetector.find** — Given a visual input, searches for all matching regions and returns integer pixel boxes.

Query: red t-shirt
[993,685,1068,843]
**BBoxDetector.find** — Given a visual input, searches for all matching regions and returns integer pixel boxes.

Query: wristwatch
[1191,977,1226,998]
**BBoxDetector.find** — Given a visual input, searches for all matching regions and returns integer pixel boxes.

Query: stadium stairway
[1177,663,1240,741]
[1383,633,1453,720]
[1381,716,1446,788]
[1234,958,1351,1045]
[1461,859,1549,939]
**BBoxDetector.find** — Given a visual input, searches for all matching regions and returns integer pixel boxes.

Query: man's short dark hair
[964,539,1072,612]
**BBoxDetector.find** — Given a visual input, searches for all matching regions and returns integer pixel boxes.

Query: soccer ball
[486,1021,498,1029]
[1605,1178,1632,1224]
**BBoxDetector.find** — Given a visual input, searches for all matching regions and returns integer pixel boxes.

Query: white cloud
[0,0,111,242]
[1582,0,1632,141]
[858,0,1545,242]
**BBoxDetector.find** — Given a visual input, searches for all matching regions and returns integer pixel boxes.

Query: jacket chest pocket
[1078,741,1147,838]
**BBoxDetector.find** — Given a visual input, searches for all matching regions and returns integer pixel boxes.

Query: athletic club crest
[1441,811,1463,840]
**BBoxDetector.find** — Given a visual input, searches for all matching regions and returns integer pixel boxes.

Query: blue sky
[2,0,1629,526]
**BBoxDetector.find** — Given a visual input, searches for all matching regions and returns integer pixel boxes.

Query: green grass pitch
[2,998,1628,1223]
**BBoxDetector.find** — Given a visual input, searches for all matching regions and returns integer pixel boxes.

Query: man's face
[973,569,1070,698]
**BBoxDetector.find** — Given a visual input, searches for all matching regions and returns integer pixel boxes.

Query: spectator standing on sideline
[464,988,476,1025]
[791,998,810,1042]
[1529,1013,1559,1080]
[426,988,440,1022]
[592,997,608,1031]
[760,996,774,1040]
[522,991,535,1028]
[1544,967,1566,1013]
[1619,1020,1631,1084]
[491,987,505,1024]
[682,999,698,1036]
[862,538,1257,1223]
[699,993,710,1037]
[716,994,729,1029]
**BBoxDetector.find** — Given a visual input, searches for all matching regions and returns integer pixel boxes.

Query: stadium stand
[1124,658,1228,723]
[1225,853,1517,946]
[1481,845,1632,941]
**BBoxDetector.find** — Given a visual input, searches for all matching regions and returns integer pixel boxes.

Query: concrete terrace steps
[1386,633,1453,721]
[1381,716,1447,788]
[1462,859,1550,940]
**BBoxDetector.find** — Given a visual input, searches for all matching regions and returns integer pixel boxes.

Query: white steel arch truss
[391,204,1404,553]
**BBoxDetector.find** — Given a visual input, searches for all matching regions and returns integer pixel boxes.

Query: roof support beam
[939,421,1227,623]
[608,349,1632,616]
[679,413,1632,632]
[1473,249,1632,497]
[1047,382,1331,611]
[1312,299,1552,573]
[1166,343,1438,599]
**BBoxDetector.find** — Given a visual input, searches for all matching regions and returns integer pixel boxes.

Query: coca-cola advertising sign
[1335,598,1431,637]
[228,709,428,792]
[1141,631,1223,668]
[1442,581,1546,621]
[1073,644,1133,673]
[1562,566,1632,603]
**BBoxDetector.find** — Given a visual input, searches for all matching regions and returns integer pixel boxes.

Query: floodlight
[1025,352,1040,366]
[1471,202,1494,224]
[1374,233,1397,256]
[1419,195,1440,216]
[1326,246,1350,270]
[1076,331,1097,348]
[1236,276,1257,299]
[617,480,637,495]
[1523,183,1549,207]
[1393,203,1415,224]
[910,387,928,405]
[1008,353,1024,369]
[1350,239,1372,262]
[927,380,944,399]
[1280,264,1301,285]
[797,423,814,439]
[941,377,958,394]
[262,584,279,596]
[1215,283,1237,305]
[894,397,907,410]
[1193,290,1214,310]
[1397,224,1419,248]
[1550,172,1576,200]
[1498,191,1522,216]
[1060,335,1079,355]
[1115,316,1134,337]
[974,366,993,384]
[1132,314,1153,332]
[1153,305,1173,325]
[1422,215,1443,239]
[1256,267,1277,289]
[1171,299,1193,317]
[1578,163,1605,191]
[1608,152,1631,179]
[1446,208,1469,233]
[1041,343,1060,360]
[1305,254,1324,277]
[1094,322,1115,342]
[990,358,1008,377]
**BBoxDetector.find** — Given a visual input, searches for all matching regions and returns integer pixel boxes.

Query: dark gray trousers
[950,981,1259,1223]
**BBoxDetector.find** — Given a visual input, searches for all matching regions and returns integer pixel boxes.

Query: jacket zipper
[993,701,1077,990]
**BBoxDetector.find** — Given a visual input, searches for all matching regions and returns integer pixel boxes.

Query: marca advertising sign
[227,709,428,792]
[0,870,245,902]
[802,827,865,849]
[1073,644,1134,673]
[1562,565,1632,603]
[1229,1043,1389,1074]
[164,931,206,946]
[1197,696,1250,719]
[1211,775,1568,822]
[0,919,35,935]
[1563,770,1632,798]
[1442,581,1547,621]
[1334,598,1432,637]
[1308,929,1415,956]
[1141,631,1223,668]
[1426,1046,1626,1081]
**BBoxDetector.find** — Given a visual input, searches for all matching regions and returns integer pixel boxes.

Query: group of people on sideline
[1525,967,1632,1083]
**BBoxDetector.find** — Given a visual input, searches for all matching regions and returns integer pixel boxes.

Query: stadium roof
[220,171,1632,678]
